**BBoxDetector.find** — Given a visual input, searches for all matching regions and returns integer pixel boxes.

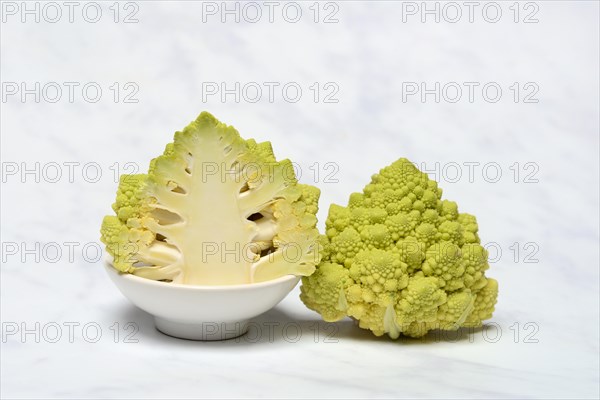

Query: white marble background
[1,1,598,398]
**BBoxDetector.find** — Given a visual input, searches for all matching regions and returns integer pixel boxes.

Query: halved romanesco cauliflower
[101,112,321,285]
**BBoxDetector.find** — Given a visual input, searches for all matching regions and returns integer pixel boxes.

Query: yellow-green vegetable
[300,158,498,338]
[101,112,321,285]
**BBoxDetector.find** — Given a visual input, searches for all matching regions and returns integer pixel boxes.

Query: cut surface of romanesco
[101,112,321,285]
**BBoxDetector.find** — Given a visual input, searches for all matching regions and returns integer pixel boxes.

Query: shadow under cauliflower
[300,158,498,339]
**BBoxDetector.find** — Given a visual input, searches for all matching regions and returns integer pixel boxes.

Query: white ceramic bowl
[104,263,300,340]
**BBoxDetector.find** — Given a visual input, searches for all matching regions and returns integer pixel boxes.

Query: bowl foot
[154,317,249,341]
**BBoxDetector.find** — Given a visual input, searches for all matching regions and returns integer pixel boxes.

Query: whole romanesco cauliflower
[300,158,498,338]
[101,112,320,285]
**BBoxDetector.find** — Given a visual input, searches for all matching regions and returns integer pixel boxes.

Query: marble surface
[1,1,598,398]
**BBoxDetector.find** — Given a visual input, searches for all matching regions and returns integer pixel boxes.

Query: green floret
[360,224,393,250]
[422,241,465,290]
[352,303,389,337]
[112,174,149,222]
[396,236,425,273]
[396,275,447,330]
[385,211,419,240]
[245,139,276,163]
[461,243,489,290]
[458,213,480,243]
[464,278,499,327]
[101,111,321,285]
[348,192,365,208]
[100,215,157,273]
[300,157,499,339]
[440,200,459,221]
[415,222,439,247]
[348,249,408,305]
[326,204,351,236]
[330,227,362,266]
[421,209,439,224]
[436,289,475,330]
[100,216,138,272]
[349,207,387,231]
[438,220,464,245]
[300,262,350,322]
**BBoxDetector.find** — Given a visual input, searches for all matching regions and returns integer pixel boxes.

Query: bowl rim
[104,261,300,291]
